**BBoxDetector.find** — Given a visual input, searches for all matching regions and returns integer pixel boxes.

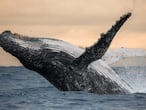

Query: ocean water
[113,66,146,93]
[0,67,146,110]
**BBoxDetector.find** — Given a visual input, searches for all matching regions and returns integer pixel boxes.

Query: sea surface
[0,67,146,110]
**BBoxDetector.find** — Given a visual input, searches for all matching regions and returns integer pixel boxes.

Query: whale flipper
[72,13,131,67]
[0,13,132,94]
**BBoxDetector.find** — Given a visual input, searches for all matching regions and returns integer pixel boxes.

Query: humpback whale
[0,13,132,94]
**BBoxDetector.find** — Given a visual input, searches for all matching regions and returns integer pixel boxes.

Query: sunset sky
[0,0,146,66]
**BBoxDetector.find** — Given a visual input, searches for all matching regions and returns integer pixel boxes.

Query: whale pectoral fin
[72,12,132,67]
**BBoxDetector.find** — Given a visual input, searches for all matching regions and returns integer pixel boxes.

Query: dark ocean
[0,67,146,110]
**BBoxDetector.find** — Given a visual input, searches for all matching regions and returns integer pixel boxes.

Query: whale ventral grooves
[0,12,132,94]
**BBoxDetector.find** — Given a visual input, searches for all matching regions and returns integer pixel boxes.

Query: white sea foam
[103,48,146,65]
[89,60,134,93]
[113,66,146,93]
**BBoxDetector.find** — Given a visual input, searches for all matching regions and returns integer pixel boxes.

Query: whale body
[0,13,133,94]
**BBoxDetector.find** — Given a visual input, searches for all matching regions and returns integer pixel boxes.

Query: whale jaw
[0,12,132,94]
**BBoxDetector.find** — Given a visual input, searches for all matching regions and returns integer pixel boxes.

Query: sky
[0,0,146,66]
